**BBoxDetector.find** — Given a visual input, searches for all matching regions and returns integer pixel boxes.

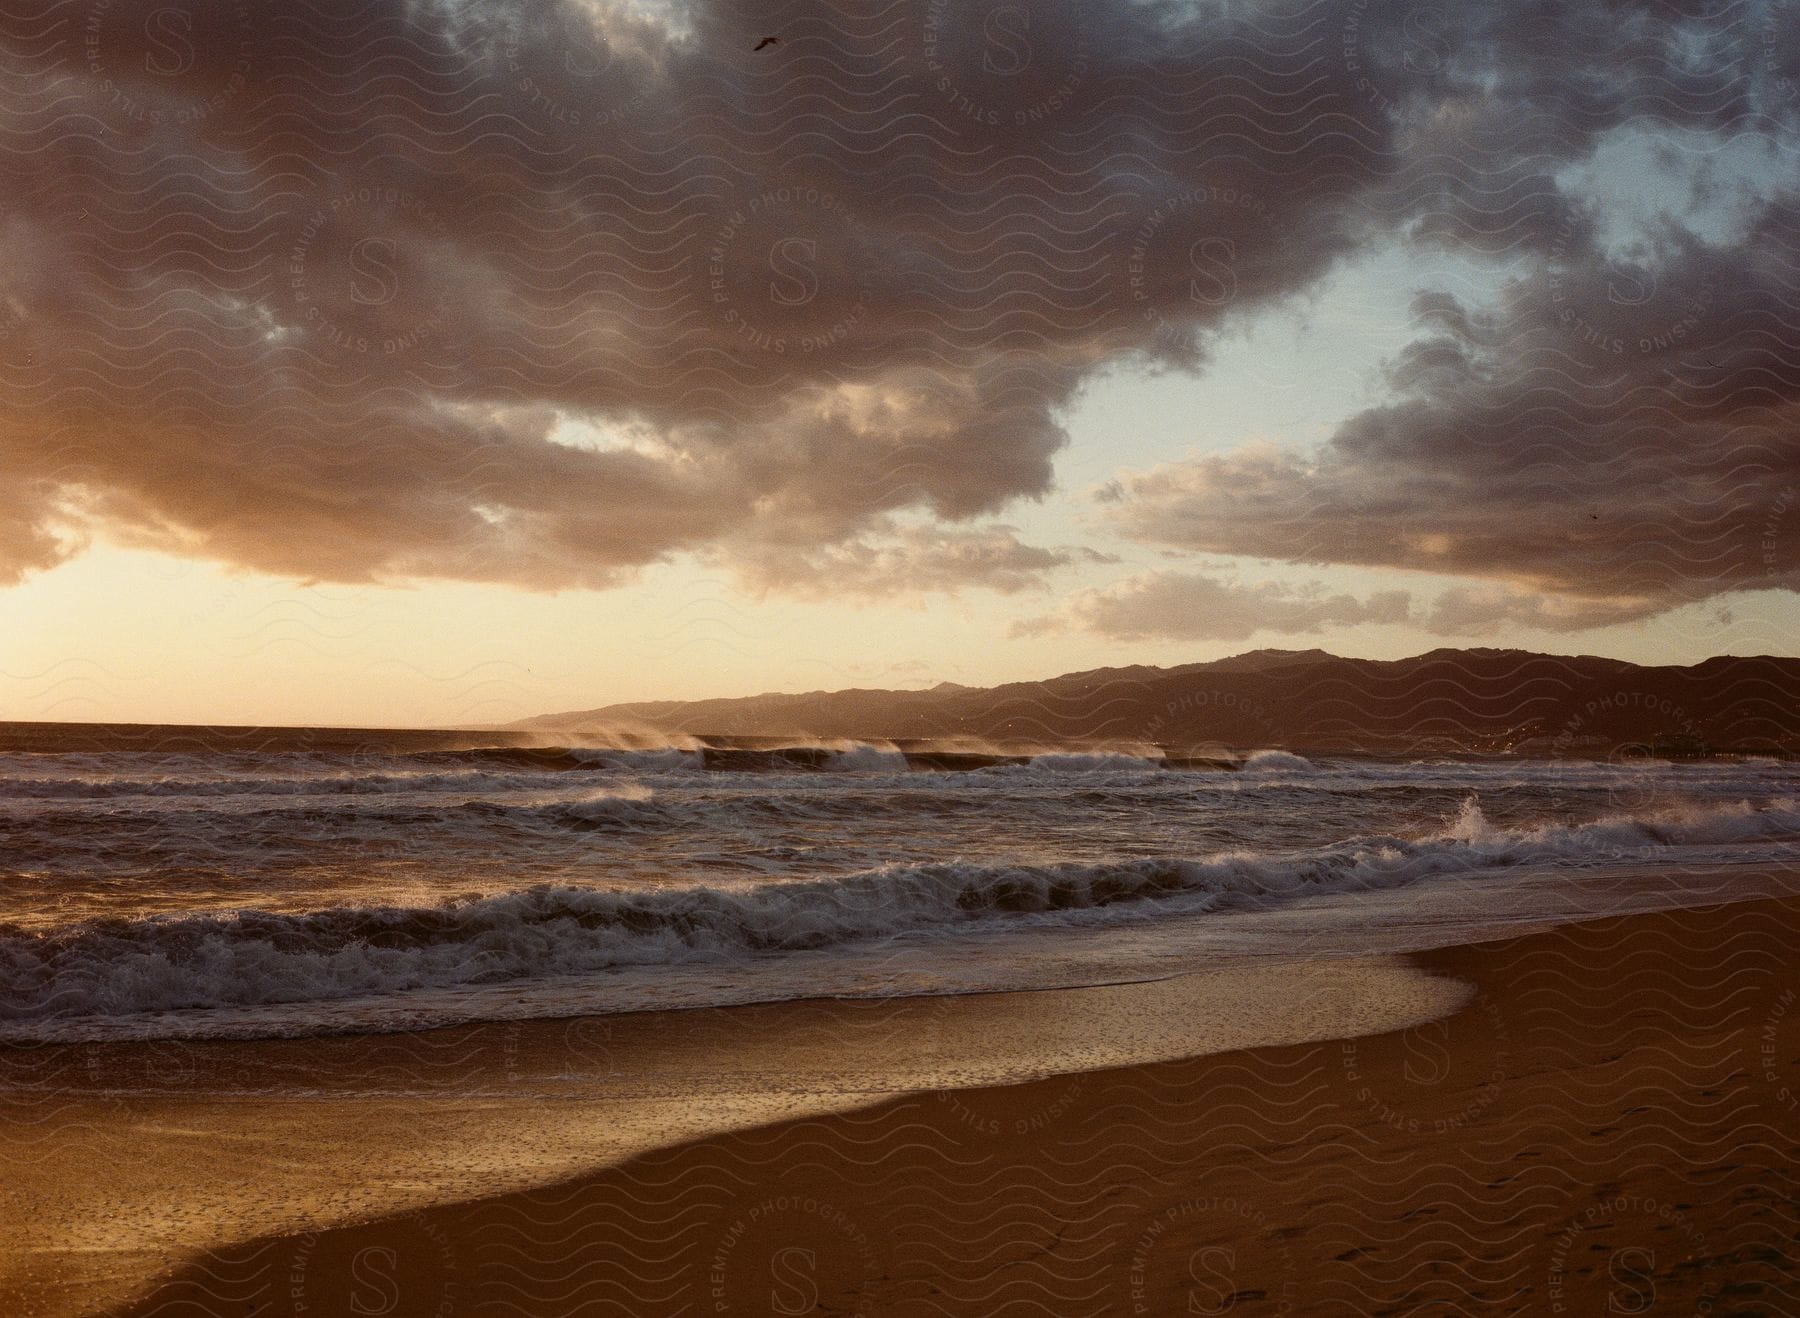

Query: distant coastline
[518,648,1800,755]
[7,647,1799,757]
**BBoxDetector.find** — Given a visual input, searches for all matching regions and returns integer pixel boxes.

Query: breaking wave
[5,795,1794,1037]
[1241,749,1314,773]
[1005,751,1165,773]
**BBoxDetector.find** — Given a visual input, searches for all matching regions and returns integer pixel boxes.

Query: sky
[0,0,1796,727]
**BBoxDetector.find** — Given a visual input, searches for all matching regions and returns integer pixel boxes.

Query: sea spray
[5,792,1795,1033]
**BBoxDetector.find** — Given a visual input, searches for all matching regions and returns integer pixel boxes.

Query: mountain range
[518,648,1800,756]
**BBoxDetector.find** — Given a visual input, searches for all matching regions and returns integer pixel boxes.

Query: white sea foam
[581,748,705,772]
[823,742,911,772]
[1006,751,1165,773]
[1241,749,1314,772]
[5,794,1795,1040]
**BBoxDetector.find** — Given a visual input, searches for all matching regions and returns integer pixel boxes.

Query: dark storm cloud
[0,0,1792,602]
[1102,188,1800,626]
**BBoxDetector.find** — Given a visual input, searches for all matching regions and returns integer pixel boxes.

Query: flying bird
[753,35,780,50]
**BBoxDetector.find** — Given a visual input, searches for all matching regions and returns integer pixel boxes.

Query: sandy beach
[6,0,1797,1306]
[1,891,1792,1317]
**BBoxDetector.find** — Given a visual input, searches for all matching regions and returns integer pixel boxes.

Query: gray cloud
[1418,585,1665,636]
[1018,570,1412,642]
[728,523,1115,600]
[0,0,1792,604]
[1102,189,1800,625]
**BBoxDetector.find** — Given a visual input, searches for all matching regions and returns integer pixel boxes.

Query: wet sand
[5,895,1798,1316]
[1,955,1458,1318]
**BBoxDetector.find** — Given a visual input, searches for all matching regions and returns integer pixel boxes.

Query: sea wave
[0,741,1235,787]
[1002,751,1165,773]
[1241,749,1315,773]
[0,785,667,830]
[0,768,627,801]
[4,794,1794,1036]
[822,742,912,772]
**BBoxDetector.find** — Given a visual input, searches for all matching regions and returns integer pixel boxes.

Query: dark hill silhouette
[519,648,1800,756]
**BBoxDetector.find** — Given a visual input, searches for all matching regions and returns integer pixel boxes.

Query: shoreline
[4,953,1460,1318]
[0,892,1786,1316]
[13,850,1799,1048]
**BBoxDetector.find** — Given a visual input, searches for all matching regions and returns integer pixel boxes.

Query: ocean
[2,724,1797,1043]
